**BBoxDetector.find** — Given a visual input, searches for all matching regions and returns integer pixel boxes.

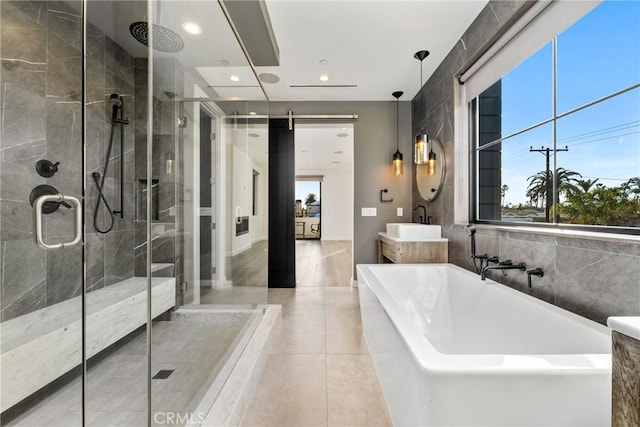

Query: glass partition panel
[149,1,268,422]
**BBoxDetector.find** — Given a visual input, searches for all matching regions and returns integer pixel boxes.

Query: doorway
[295,179,321,240]
[294,123,354,287]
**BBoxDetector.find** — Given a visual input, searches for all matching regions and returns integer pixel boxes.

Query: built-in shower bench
[0,277,175,412]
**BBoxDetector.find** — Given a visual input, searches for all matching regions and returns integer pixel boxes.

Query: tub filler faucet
[481,260,526,280]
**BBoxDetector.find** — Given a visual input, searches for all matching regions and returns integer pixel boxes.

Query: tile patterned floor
[4,313,255,427]
[4,241,389,426]
[295,240,353,287]
[242,242,392,427]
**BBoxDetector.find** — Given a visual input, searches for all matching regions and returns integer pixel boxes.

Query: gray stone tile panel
[46,242,82,305]
[1,239,46,317]
[555,246,640,324]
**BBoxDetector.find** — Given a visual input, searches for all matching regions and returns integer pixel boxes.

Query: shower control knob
[29,185,71,214]
[35,159,60,178]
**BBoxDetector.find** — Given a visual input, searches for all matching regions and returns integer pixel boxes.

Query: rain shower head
[129,21,184,53]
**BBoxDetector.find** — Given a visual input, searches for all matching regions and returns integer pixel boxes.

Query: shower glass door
[1,0,85,424]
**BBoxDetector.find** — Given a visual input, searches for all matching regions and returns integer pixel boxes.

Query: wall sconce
[391,91,403,176]
[413,50,430,165]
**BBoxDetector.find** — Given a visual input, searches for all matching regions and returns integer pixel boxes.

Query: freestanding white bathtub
[357,263,611,427]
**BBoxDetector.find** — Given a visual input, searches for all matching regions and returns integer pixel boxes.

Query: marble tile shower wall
[412,0,640,324]
[0,1,136,321]
[133,58,184,301]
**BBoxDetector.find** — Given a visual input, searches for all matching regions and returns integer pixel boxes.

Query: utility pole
[529,145,568,222]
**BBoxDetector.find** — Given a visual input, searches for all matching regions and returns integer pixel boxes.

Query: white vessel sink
[386,223,442,239]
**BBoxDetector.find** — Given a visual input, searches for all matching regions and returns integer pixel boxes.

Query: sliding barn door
[268,119,296,287]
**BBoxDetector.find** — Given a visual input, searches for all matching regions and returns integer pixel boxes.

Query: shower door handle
[33,194,82,250]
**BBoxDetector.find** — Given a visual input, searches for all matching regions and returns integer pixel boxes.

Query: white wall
[296,167,354,240]
[230,129,269,255]
[231,141,252,255]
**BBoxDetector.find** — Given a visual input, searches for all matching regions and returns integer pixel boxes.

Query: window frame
[461,2,640,237]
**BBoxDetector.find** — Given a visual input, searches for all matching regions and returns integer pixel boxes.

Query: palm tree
[526,167,581,221]
[305,193,317,206]
[622,177,640,198]
[574,178,599,194]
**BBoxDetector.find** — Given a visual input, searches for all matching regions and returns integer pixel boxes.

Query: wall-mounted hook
[380,188,393,203]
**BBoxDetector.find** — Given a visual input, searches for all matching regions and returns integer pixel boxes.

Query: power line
[558,120,640,143]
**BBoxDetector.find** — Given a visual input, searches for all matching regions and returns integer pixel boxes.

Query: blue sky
[295,181,320,208]
[489,0,640,206]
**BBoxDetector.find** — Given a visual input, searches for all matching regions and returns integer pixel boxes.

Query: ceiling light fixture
[182,22,202,35]
[230,75,240,82]
[320,75,329,82]
[337,133,349,138]
[413,50,430,165]
[391,91,404,176]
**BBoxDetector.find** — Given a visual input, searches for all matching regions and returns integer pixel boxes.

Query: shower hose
[93,94,126,234]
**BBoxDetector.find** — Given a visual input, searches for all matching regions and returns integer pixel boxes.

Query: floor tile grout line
[324,286,330,427]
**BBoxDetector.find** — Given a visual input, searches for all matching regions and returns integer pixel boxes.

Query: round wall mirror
[416,137,445,202]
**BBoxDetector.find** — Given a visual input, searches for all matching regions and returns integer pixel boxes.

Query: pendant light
[414,50,430,165]
[392,91,404,176]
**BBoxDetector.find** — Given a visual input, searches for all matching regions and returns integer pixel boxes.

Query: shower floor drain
[152,369,174,380]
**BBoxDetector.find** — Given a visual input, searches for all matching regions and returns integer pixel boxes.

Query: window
[471,0,640,232]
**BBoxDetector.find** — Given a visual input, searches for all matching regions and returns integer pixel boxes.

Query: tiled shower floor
[5,310,258,427]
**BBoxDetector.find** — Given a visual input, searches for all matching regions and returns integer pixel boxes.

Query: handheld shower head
[110,94,122,108]
[109,94,122,121]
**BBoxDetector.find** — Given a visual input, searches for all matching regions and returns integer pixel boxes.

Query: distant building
[307,200,320,217]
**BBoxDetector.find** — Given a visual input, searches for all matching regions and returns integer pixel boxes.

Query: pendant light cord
[396,97,399,151]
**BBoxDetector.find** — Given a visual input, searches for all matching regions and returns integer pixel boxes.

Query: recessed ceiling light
[249,111,257,115]
[259,73,280,84]
[332,161,340,166]
[333,150,344,154]
[320,75,329,82]
[248,133,260,138]
[182,22,202,35]
[319,59,328,65]
[301,150,307,153]
[230,75,240,82]
[220,59,230,66]
[337,133,349,138]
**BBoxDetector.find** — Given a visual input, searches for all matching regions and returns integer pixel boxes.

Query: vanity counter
[377,232,448,264]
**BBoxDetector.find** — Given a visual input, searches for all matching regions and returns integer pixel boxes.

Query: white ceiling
[295,123,354,173]
[258,0,489,101]
[85,1,488,102]
[84,1,487,170]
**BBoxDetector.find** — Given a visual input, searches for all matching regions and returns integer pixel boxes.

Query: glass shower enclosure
[0,0,269,425]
